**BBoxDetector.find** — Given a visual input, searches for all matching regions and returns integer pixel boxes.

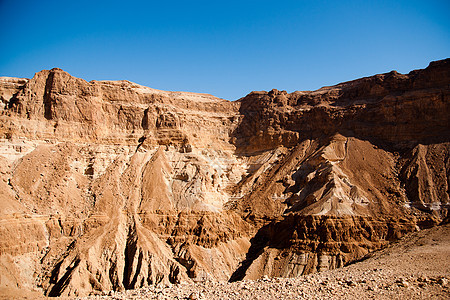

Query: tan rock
[0,59,449,297]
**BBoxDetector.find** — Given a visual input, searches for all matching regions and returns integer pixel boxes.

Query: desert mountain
[0,59,449,297]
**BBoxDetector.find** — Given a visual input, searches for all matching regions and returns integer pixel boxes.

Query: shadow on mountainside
[229,223,271,282]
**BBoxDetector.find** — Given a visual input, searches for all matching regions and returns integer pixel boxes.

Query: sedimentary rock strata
[0,59,448,297]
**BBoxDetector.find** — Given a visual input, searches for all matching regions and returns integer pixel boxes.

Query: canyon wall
[0,59,448,296]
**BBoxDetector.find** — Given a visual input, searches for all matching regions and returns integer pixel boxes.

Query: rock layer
[0,59,449,297]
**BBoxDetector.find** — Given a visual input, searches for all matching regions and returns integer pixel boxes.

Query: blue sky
[1,0,449,100]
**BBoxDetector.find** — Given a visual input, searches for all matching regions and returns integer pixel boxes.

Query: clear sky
[1,0,449,100]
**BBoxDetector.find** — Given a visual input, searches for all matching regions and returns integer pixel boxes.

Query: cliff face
[0,59,449,296]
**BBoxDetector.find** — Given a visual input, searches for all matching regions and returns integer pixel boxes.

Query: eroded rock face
[0,59,449,296]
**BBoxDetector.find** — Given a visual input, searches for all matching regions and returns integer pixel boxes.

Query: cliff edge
[0,59,449,297]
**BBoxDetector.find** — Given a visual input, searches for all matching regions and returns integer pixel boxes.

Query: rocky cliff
[0,59,449,297]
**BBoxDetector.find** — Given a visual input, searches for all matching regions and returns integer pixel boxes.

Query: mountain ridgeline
[0,59,449,297]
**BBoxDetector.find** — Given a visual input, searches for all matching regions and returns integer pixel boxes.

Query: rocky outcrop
[234,60,449,153]
[0,59,449,297]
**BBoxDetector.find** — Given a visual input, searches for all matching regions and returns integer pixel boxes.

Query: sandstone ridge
[0,59,449,297]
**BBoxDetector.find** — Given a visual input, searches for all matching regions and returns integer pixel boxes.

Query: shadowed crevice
[43,71,56,120]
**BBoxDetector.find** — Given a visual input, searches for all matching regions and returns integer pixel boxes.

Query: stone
[188,292,200,300]
[437,277,448,286]
[346,280,357,287]
[396,279,410,287]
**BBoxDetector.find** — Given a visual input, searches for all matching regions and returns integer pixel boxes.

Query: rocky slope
[0,59,449,297]
[75,222,450,300]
